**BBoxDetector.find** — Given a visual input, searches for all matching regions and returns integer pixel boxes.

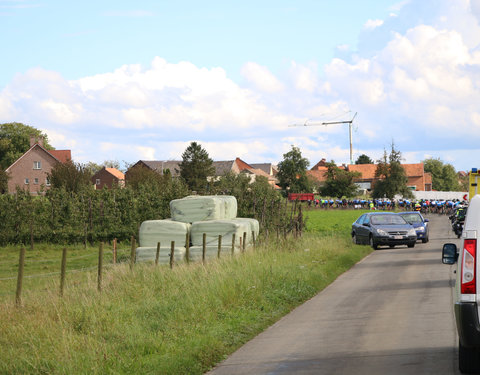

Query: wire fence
[4,230,274,307]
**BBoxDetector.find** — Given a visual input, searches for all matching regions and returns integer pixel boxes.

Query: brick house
[307,160,432,192]
[347,163,432,191]
[5,137,71,194]
[91,167,125,189]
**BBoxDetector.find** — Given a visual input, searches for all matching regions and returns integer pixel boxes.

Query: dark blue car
[398,211,429,243]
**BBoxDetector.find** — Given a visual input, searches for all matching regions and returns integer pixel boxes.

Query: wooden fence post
[130,236,136,271]
[98,242,103,292]
[217,235,222,258]
[170,241,175,269]
[185,232,190,264]
[59,247,67,297]
[113,238,117,264]
[202,233,206,264]
[252,231,256,251]
[155,242,160,266]
[242,232,247,252]
[15,247,26,307]
[231,233,236,255]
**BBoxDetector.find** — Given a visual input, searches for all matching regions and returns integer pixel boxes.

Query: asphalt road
[208,214,462,375]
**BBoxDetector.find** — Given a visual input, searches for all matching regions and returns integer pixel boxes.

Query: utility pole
[290,112,357,164]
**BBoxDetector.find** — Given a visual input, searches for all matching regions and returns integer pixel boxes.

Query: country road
[208,214,463,375]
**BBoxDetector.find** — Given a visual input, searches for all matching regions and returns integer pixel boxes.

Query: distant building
[5,137,71,194]
[126,158,279,188]
[307,159,433,192]
[91,167,125,189]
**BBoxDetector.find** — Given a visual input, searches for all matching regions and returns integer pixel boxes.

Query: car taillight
[461,239,477,294]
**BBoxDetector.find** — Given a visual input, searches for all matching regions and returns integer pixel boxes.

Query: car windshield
[370,214,407,225]
[400,214,422,223]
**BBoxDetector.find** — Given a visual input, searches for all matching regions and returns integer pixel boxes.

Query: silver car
[352,212,417,249]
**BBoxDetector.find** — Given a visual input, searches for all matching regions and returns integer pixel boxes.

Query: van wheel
[459,340,480,373]
[369,236,378,250]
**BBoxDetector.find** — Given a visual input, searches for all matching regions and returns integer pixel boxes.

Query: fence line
[3,230,276,305]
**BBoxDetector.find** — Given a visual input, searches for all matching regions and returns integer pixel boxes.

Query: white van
[443,194,479,373]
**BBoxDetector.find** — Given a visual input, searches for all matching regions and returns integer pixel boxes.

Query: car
[398,211,430,243]
[351,212,417,249]
[443,194,480,373]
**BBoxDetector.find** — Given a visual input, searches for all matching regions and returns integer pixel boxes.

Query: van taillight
[461,239,477,294]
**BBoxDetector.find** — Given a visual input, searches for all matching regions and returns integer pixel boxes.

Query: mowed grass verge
[0,210,372,374]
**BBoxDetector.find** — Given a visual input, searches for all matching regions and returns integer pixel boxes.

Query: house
[126,158,279,188]
[125,160,182,182]
[212,158,278,187]
[307,158,345,185]
[92,167,125,189]
[307,159,433,192]
[5,137,71,194]
[347,163,433,191]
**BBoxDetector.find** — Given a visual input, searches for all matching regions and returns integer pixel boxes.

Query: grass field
[0,210,372,374]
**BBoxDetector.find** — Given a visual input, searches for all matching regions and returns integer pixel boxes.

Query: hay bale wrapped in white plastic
[169,195,237,223]
[232,218,260,244]
[190,219,250,247]
[139,219,190,248]
[187,246,238,262]
[135,247,186,263]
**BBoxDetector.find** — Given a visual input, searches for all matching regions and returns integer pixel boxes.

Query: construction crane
[289,112,357,164]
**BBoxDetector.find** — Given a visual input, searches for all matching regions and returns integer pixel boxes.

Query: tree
[423,158,461,191]
[0,122,53,169]
[276,145,312,194]
[0,169,9,194]
[372,143,413,199]
[320,162,360,197]
[355,154,374,165]
[125,164,165,190]
[179,142,215,193]
[48,161,92,193]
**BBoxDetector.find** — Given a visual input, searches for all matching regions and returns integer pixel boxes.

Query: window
[45,178,50,186]
[25,178,29,185]
[96,179,101,185]
[34,178,39,185]
[33,161,41,170]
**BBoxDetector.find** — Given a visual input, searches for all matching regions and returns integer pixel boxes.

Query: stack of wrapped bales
[136,195,259,263]
[135,219,189,263]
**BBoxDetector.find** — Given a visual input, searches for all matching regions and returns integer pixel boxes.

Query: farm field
[0,209,372,374]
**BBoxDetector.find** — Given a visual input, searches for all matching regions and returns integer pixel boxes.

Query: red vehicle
[288,193,314,202]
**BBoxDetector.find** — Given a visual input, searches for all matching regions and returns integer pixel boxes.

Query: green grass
[0,211,372,374]
[305,208,370,236]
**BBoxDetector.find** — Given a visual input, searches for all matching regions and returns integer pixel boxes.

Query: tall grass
[0,233,371,374]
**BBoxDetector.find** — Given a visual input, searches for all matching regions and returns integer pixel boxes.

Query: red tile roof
[347,164,377,179]
[347,163,425,179]
[307,168,328,182]
[49,150,71,163]
[105,168,125,180]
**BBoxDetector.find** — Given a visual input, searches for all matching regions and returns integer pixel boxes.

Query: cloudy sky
[1,0,480,171]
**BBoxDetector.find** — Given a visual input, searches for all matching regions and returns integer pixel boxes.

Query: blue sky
[1,0,480,172]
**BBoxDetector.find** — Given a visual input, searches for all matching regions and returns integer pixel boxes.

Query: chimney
[29,136,44,147]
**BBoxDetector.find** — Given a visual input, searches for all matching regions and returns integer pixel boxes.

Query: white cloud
[240,62,284,93]
[364,19,384,30]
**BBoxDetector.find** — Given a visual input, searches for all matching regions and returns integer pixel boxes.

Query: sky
[1,0,480,172]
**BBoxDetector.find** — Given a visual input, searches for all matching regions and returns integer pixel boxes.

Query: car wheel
[369,236,378,250]
[459,340,480,373]
[389,245,395,248]
[422,237,428,243]
[407,242,415,248]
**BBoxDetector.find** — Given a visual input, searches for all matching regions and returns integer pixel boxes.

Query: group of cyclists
[306,197,467,215]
